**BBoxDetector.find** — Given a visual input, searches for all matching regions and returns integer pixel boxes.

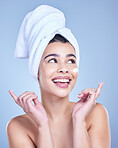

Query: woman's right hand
[8,91,48,127]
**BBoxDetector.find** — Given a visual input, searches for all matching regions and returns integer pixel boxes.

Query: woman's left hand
[72,82,104,122]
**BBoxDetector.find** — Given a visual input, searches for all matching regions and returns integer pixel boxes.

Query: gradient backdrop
[0,0,118,147]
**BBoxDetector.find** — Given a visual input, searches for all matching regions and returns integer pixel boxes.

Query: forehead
[42,42,76,57]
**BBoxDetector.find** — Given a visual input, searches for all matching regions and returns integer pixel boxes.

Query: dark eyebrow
[66,54,76,58]
[44,54,59,60]
[44,54,76,60]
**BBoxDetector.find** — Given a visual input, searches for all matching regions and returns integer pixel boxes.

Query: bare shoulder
[85,103,110,130]
[88,103,109,120]
[7,114,34,131]
[87,103,111,148]
[7,114,25,131]
[7,114,36,148]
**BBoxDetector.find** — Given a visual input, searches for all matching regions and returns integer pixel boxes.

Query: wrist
[37,121,50,130]
[36,121,54,148]
[72,117,86,129]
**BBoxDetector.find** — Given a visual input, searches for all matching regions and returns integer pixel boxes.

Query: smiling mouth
[51,79,72,88]
[52,78,71,83]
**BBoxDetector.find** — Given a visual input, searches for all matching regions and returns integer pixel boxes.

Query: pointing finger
[95,82,104,98]
[8,90,18,103]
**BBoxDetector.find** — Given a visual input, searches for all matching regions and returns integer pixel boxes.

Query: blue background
[0,0,118,147]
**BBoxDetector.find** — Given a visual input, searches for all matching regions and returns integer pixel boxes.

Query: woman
[7,5,111,148]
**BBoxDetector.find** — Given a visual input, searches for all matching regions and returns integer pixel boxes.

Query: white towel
[14,5,80,80]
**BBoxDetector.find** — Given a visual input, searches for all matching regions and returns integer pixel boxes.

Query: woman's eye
[48,58,57,63]
[68,59,76,64]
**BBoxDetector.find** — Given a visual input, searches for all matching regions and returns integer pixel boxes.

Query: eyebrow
[44,54,76,60]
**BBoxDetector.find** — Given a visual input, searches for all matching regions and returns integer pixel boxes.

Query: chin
[52,92,70,98]
[50,86,72,98]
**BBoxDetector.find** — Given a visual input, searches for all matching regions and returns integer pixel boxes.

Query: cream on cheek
[72,67,79,74]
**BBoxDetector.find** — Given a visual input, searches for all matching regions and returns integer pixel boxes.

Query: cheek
[71,67,79,77]
[39,66,55,84]
[72,68,79,73]
[70,68,79,84]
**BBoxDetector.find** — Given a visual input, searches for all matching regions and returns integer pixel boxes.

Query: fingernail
[99,82,104,85]
[8,90,12,93]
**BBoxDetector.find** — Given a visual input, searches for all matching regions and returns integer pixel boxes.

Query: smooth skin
[7,42,111,148]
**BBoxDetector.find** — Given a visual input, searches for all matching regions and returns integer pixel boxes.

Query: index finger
[8,90,18,103]
[95,82,104,98]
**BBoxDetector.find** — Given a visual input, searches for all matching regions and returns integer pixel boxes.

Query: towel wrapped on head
[14,5,80,80]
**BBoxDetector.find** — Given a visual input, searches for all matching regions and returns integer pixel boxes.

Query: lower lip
[53,82,70,88]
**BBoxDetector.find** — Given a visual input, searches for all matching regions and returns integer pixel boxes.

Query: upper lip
[52,76,72,81]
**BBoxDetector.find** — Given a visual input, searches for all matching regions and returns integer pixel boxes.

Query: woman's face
[38,42,79,97]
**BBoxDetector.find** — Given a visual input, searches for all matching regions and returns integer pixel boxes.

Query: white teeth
[53,79,70,83]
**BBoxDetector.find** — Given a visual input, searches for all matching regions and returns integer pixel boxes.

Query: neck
[40,91,72,122]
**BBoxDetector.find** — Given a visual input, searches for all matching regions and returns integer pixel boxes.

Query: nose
[57,64,69,74]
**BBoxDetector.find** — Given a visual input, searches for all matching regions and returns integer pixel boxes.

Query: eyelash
[48,58,76,64]
[48,58,57,63]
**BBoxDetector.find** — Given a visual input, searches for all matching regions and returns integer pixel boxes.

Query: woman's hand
[8,91,48,127]
[72,82,104,122]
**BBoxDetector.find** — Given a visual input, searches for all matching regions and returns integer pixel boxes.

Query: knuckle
[18,96,22,100]
[26,98,30,104]
[17,97,20,102]
[18,96,24,101]
[21,97,24,101]
[19,98,24,103]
